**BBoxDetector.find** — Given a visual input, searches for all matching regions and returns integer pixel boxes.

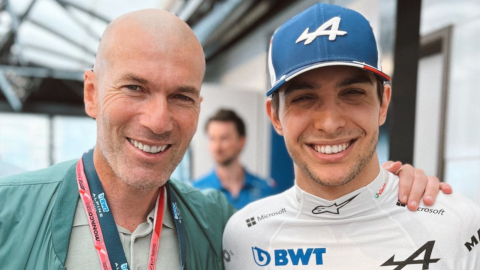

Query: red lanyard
[76,158,165,270]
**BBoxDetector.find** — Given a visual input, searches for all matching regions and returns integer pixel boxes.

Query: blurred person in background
[194,108,278,209]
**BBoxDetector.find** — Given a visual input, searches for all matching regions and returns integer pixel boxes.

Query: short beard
[97,120,185,191]
[219,156,236,167]
[114,143,184,190]
[299,131,378,187]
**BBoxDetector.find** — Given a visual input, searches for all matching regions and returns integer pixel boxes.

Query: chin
[302,164,357,187]
[118,168,169,190]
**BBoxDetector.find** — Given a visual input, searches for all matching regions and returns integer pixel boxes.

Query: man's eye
[174,94,194,102]
[125,85,141,91]
[292,95,313,102]
[343,89,365,96]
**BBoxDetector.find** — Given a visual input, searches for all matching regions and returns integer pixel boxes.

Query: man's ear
[266,98,284,136]
[84,70,98,119]
[239,135,246,150]
[379,84,391,126]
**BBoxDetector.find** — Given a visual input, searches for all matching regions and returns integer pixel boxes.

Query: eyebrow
[176,86,200,95]
[118,74,200,94]
[283,81,320,96]
[337,74,373,88]
[119,73,149,84]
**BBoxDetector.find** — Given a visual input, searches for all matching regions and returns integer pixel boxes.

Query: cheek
[281,111,309,142]
[175,110,199,139]
[351,106,381,133]
[99,93,137,126]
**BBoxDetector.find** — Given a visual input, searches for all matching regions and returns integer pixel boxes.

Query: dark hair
[270,76,385,117]
[205,108,246,137]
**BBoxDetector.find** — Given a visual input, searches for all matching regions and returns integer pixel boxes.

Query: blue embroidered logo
[172,202,182,223]
[251,246,326,266]
[252,247,271,266]
[98,193,110,213]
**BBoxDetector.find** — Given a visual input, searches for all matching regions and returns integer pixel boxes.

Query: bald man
[0,9,234,270]
[0,8,449,270]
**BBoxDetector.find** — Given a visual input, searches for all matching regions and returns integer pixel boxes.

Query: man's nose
[139,95,173,135]
[312,99,346,134]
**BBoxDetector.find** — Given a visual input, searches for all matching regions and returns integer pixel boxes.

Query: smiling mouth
[127,138,171,154]
[311,140,355,155]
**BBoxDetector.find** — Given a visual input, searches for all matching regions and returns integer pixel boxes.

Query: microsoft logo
[246,217,256,227]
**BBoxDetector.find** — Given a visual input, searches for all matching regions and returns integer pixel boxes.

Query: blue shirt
[193,169,278,209]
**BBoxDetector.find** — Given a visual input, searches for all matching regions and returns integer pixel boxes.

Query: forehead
[279,66,376,93]
[207,121,237,134]
[100,24,205,89]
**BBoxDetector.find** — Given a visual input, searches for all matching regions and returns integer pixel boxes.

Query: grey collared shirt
[65,194,180,270]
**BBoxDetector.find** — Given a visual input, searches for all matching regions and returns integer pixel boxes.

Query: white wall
[414,54,444,176]
[442,17,480,204]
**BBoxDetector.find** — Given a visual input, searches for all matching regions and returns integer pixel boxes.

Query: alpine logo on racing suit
[251,246,326,266]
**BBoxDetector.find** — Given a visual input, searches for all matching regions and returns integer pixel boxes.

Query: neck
[216,159,244,197]
[93,148,159,232]
[297,155,381,201]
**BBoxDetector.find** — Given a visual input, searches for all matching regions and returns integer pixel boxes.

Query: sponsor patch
[312,194,359,215]
[252,246,326,266]
[465,228,480,252]
[381,241,440,268]
[396,200,445,215]
[245,208,287,228]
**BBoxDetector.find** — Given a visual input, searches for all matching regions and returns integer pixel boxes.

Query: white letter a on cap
[296,17,347,45]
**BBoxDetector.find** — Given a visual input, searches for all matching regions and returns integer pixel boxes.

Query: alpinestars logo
[312,194,359,214]
[381,241,440,269]
[296,17,347,45]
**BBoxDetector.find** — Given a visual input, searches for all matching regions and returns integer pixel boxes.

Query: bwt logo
[251,246,326,266]
[98,193,110,213]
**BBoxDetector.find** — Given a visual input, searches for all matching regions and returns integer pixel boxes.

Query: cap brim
[267,61,391,96]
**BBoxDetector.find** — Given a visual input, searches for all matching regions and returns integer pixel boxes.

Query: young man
[223,4,480,269]
[194,108,278,209]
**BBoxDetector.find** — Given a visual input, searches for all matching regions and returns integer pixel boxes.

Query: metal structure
[0,0,292,114]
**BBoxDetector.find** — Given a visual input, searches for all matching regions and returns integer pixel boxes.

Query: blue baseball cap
[267,3,391,96]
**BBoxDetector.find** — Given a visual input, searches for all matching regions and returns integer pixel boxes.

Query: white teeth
[143,145,151,152]
[129,139,168,154]
[314,142,351,155]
